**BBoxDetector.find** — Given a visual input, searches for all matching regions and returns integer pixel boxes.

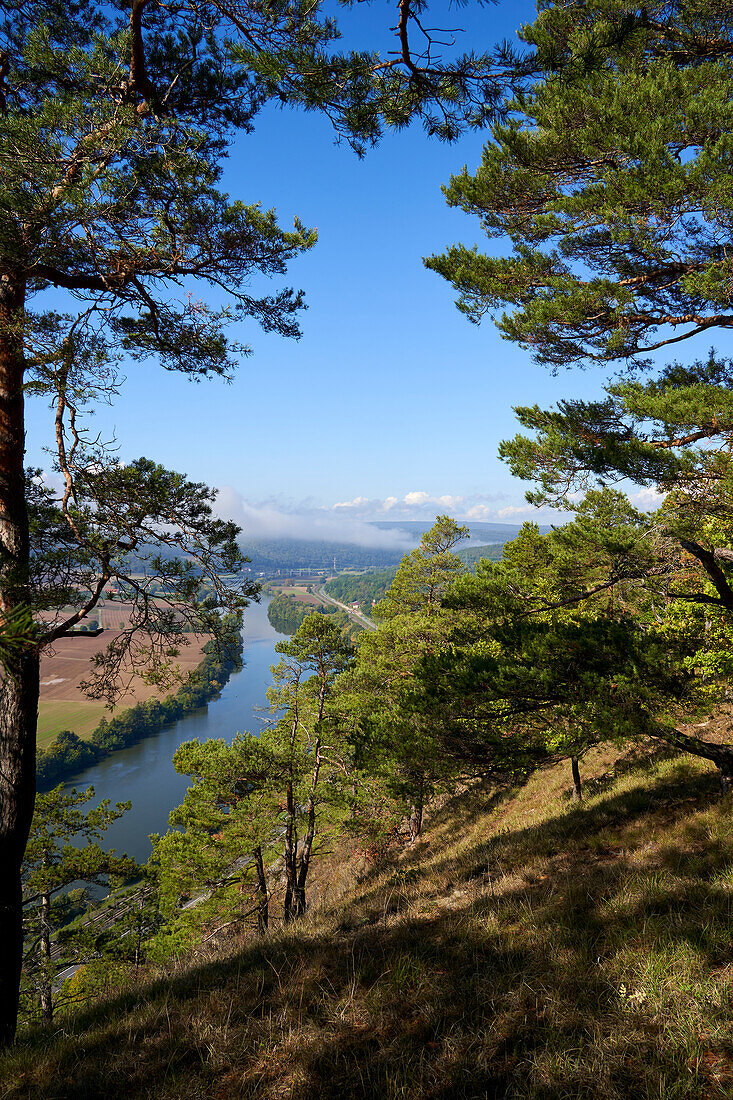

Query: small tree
[156,613,354,936]
[266,614,354,918]
[22,786,136,1027]
[153,732,277,943]
[342,516,469,838]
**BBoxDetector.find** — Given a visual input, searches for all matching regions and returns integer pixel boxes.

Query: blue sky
[24,0,717,546]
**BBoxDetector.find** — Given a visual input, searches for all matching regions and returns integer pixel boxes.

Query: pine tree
[497,357,733,775]
[424,2,733,786]
[427,1,733,368]
[21,786,135,1027]
[156,613,353,936]
[415,507,698,790]
[344,517,469,838]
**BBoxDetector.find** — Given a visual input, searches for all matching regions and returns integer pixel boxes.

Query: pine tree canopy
[426,0,733,367]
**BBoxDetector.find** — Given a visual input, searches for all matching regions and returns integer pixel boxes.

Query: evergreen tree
[153,733,277,943]
[268,614,353,918]
[21,786,135,1027]
[498,356,733,775]
[427,1,733,368]
[156,613,353,936]
[414,507,699,793]
[343,516,469,838]
[424,2,733,785]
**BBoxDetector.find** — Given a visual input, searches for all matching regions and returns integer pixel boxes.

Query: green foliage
[427,1,733,367]
[21,785,136,1025]
[497,354,733,712]
[340,517,471,833]
[267,593,336,634]
[152,732,277,922]
[373,515,469,621]
[409,495,733,782]
[155,612,355,942]
[422,4,733,784]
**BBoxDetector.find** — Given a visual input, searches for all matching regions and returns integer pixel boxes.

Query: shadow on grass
[6,761,733,1100]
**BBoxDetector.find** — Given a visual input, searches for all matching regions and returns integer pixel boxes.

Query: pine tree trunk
[0,270,36,1048]
[293,737,322,919]
[659,727,733,793]
[294,798,315,918]
[40,892,52,1026]
[571,756,583,803]
[283,781,297,923]
[253,844,268,933]
[409,776,424,841]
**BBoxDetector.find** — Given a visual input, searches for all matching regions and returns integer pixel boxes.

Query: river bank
[61,598,284,862]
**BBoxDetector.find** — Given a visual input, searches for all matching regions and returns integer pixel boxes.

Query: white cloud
[332,490,489,519]
[215,487,416,549]
[628,486,664,510]
[495,504,539,519]
[214,485,557,549]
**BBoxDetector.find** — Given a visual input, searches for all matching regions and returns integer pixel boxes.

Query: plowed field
[38,601,207,747]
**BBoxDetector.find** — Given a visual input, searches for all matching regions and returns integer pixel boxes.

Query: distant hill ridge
[123,520,549,576]
[239,520,549,574]
[369,519,552,541]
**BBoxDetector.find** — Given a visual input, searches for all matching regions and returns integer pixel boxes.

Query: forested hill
[239,524,535,574]
[370,520,549,542]
[240,538,404,573]
[324,543,505,614]
[120,525,523,578]
[457,542,504,568]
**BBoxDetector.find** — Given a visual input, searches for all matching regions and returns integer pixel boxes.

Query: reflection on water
[63,597,284,862]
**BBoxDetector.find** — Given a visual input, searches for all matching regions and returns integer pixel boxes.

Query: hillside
[237,524,529,576]
[5,733,733,1098]
[323,545,505,614]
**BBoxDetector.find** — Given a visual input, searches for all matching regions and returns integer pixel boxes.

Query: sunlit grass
[5,745,733,1097]
[36,700,108,744]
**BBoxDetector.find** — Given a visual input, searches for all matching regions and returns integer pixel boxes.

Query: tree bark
[294,798,314,918]
[657,727,733,792]
[409,775,424,841]
[571,755,583,803]
[40,891,52,1026]
[293,736,322,918]
[0,270,37,1047]
[253,844,268,933]
[283,781,297,923]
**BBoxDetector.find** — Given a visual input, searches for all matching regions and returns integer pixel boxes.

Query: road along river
[62,596,284,863]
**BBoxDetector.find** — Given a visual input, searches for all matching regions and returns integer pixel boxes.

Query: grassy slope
[5,743,733,1099]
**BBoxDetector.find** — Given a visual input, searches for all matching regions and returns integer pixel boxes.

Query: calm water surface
[64,596,283,862]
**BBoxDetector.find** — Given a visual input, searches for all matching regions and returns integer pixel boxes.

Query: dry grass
[5,741,733,1099]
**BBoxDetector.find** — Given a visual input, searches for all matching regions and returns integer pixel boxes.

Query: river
[63,596,284,863]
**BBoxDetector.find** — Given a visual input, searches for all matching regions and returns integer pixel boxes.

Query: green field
[36,701,108,747]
